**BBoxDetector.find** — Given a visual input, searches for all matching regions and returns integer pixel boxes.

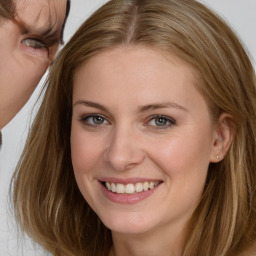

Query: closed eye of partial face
[21,38,47,49]
[0,0,67,128]
[17,21,61,55]
[14,0,67,58]
[21,36,58,52]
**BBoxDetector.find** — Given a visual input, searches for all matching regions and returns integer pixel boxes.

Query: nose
[104,126,145,171]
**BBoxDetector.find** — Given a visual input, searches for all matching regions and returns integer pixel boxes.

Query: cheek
[0,55,49,122]
[147,131,212,179]
[71,125,103,175]
[70,125,104,208]
[13,56,49,84]
[147,135,211,215]
[0,56,48,93]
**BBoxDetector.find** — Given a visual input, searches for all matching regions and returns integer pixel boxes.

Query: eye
[147,115,176,128]
[21,38,47,49]
[81,114,109,127]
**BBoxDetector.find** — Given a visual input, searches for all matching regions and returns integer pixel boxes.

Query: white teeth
[106,182,111,190]
[105,181,159,194]
[125,184,135,194]
[116,183,125,193]
[143,182,149,191]
[149,181,154,189]
[135,183,143,192]
[111,183,116,193]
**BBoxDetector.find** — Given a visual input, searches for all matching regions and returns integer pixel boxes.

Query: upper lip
[99,177,162,185]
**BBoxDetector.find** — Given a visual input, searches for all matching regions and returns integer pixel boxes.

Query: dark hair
[60,0,71,44]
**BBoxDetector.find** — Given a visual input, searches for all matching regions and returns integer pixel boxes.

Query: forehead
[75,46,200,91]
[74,46,201,103]
[14,0,66,33]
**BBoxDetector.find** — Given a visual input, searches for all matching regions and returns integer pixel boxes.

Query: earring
[216,155,219,159]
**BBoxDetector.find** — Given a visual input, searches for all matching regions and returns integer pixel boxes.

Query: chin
[99,212,157,235]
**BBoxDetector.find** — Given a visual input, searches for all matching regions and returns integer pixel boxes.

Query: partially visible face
[71,46,218,238]
[0,0,67,128]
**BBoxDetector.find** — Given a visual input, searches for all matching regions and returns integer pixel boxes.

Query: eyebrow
[73,100,109,112]
[138,102,188,112]
[73,100,188,113]
[15,20,60,45]
[25,24,59,44]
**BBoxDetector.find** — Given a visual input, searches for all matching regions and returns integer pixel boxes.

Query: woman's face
[0,0,66,128]
[71,46,219,237]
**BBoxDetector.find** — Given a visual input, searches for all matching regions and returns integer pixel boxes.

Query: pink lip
[99,180,161,204]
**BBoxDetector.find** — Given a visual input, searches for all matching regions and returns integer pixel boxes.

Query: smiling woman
[12,0,256,256]
[71,46,224,242]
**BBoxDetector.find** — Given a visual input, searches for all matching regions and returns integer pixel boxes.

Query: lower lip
[101,183,160,204]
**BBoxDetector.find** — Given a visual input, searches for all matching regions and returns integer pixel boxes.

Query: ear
[210,113,234,163]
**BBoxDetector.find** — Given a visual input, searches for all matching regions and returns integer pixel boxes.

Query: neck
[110,222,186,256]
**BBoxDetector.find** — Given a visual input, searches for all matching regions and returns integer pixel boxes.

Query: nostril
[104,145,146,172]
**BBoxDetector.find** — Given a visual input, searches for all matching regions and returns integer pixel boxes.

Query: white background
[0,0,255,255]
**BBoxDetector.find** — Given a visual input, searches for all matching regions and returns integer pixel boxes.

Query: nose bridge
[104,122,144,171]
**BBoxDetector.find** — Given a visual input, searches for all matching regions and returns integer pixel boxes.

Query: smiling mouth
[103,181,161,194]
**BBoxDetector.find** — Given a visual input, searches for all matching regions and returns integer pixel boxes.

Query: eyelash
[22,38,47,48]
[146,115,176,129]
[80,114,110,127]
[80,114,176,129]
[21,36,58,53]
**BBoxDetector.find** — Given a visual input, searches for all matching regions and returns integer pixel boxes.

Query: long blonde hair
[12,0,256,255]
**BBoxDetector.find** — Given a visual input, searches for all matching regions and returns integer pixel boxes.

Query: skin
[0,0,67,128]
[71,46,233,256]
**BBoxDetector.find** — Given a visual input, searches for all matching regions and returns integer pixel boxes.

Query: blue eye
[148,115,176,128]
[81,115,109,126]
